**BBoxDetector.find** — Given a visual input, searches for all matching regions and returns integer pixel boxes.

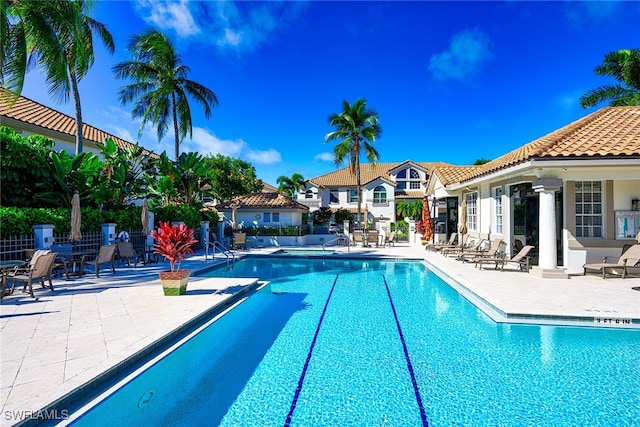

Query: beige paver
[1,243,638,426]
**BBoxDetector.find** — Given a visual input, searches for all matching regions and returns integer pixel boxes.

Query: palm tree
[580,49,640,108]
[276,172,305,199]
[113,30,219,160]
[1,1,114,155]
[325,98,382,225]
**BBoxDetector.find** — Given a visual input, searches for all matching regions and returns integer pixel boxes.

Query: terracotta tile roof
[309,161,448,187]
[0,89,143,153]
[432,106,640,185]
[216,192,309,210]
[394,190,425,199]
[261,182,278,192]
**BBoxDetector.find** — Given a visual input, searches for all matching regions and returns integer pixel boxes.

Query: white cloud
[218,28,242,48]
[564,1,620,31]
[134,0,200,38]
[314,152,334,162]
[245,148,282,165]
[429,29,494,82]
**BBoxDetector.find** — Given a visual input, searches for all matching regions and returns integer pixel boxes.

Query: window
[305,190,313,199]
[465,192,478,231]
[330,190,339,204]
[373,186,386,203]
[575,181,602,238]
[349,189,358,203]
[272,212,280,223]
[493,187,503,234]
[395,167,421,191]
[263,212,271,223]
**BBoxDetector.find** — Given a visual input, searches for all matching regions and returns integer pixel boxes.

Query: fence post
[102,223,116,246]
[201,220,209,250]
[32,224,55,250]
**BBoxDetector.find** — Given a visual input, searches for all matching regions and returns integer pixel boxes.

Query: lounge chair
[8,252,58,298]
[83,245,117,278]
[383,231,396,247]
[458,238,502,262]
[426,233,457,252]
[440,234,469,256]
[367,230,380,247]
[353,230,365,247]
[233,232,247,250]
[583,244,640,279]
[477,245,535,271]
[443,235,481,258]
[116,241,140,267]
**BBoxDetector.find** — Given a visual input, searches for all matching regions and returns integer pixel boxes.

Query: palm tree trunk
[355,155,362,230]
[172,92,180,161]
[70,72,83,155]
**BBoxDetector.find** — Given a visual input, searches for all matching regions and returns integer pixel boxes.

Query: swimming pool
[68,258,640,426]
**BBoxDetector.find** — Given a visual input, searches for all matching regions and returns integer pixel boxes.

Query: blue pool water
[71,258,640,426]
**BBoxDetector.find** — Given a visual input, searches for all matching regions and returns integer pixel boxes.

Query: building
[426,106,640,277]
[0,89,139,156]
[299,160,447,224]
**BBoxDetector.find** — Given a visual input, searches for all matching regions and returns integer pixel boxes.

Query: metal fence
[0,235,36,262]
[51,231,103,252]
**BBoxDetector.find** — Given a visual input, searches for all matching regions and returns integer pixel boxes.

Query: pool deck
[1,243,639,426]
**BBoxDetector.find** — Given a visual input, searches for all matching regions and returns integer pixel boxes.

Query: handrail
[209,241,236,267]
[322,234,349,251]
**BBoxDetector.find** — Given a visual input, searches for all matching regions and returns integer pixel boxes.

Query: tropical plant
[150,151,210,206]
[325,98,382,223]
[312,207,333,226]
[203,154,262,201]
[396,200,423,220]
[113,30,218,160]
[34,149,102,207]
[1,0,115,154]
[92,137,155,209]
[276,172,305,199]
[580,48,640,108]
[151,221,197,272]
[334,208,354,225]
[0,126,54,206]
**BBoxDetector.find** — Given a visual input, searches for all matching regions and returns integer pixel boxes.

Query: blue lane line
[382,275,429,427]
[284,274,340,427]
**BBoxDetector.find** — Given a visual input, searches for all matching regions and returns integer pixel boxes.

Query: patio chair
[8,252,58,298]
[440,234,469,256]
[458,238,502,262]
[426,233,456,252]
[83,245,117,278]
[49,244,71,279]
[353,230,365,247]
[583,244,640,279]
[477,245,535,271]
[383,231,396,247]
[367,230,380,247]
[116,241,140,267]
[443,235,480,258]
[233,232,247,250]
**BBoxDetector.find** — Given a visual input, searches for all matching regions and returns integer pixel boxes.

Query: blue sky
[19,0,640,187]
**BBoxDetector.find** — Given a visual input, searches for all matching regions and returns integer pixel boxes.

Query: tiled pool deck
[1,243,638,426]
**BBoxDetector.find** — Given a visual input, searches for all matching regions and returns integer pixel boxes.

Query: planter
[159,269,190,296]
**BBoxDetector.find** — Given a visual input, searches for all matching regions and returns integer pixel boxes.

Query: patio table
[56,250,97,277]
[0,259,27,299]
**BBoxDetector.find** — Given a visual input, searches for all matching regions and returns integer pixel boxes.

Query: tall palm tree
[113,30,219,160]
[1,0,114,155]
[276,172,305,199]
[325,98,382,226]
[580,49,640,108]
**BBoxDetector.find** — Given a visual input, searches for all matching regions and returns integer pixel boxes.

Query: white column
[533,179,562,270]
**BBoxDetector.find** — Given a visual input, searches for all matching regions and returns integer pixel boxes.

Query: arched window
[305,190,313,199]
[373,186,386,203]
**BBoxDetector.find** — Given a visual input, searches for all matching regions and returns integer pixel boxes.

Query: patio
[0,243,638,426]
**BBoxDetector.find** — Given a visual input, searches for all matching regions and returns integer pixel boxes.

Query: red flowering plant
[151,222,198,272]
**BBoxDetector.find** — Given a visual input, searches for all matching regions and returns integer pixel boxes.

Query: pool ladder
[210,241,236,266]
[321,233,350,251]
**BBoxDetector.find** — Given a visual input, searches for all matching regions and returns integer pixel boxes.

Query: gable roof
[309,161,449,187]
[431,106,640,186]
[0,89,143,153]
[216,192,309,210]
